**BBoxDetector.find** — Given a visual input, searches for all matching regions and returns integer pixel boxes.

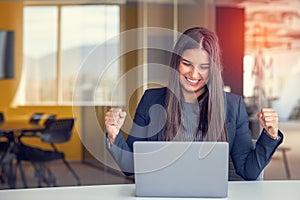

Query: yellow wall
[0,2,23,109]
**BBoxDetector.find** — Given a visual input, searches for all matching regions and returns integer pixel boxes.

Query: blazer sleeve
[230,96,283,180]
[105,89,153,176]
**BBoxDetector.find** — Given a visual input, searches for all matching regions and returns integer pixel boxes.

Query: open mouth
[185,77,201,85]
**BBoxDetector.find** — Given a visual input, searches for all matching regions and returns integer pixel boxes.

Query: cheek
[201,70,209,81]
[178,64,187,75]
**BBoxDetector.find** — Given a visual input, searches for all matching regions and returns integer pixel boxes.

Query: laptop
[133,141,229,198]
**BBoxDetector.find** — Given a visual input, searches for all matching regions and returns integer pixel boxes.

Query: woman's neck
[182,94,198,103]
[182,87,207,103]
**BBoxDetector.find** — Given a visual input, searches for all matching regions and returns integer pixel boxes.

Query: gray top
[173,101,202,141]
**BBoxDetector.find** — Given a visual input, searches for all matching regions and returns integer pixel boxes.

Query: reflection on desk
[0,181,299,200]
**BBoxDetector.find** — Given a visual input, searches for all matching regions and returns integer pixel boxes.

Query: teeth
[186,78,199,83]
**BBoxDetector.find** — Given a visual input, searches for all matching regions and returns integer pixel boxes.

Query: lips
[185,77,201,86]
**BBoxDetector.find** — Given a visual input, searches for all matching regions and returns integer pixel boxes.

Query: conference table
[0,181,299,200]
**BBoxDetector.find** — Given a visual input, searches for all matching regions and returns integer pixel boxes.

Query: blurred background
[0,0,299,189]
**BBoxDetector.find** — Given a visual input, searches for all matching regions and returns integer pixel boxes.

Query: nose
[190,66,202,79]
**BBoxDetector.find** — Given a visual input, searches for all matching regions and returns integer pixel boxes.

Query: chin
[183,85,205,95]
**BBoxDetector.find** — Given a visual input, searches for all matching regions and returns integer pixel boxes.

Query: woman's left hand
[256,108,279,139]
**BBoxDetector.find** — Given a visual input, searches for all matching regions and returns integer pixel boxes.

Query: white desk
[0,181,299,200]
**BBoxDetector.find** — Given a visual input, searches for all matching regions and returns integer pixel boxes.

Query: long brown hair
[164,27,227,141]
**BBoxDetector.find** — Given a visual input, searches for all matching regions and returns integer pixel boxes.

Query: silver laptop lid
[133,141,229,198]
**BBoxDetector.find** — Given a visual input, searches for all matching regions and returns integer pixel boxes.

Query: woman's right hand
[105,108,127,145]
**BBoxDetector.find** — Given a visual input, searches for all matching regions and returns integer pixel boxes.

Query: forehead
[181,48,209,63]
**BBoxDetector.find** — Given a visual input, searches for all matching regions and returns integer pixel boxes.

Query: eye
[200,64,210,69]
[183,62,192,67]
[181,60,192,67]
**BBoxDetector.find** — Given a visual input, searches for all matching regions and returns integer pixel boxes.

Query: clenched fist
[105,108,127,145]
[256,108,279,140]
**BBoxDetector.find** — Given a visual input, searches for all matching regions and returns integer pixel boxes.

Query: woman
[105,27,283,180]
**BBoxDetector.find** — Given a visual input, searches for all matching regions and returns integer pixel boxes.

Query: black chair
[0,131,16,188]
[29,113,44,125]
[43,115,56,127]
[16,118,80,188]
[20,113,56,136]
[0,112,5,124]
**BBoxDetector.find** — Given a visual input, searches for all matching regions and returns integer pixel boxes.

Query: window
[22,6,58,104]
[17,5,120,105]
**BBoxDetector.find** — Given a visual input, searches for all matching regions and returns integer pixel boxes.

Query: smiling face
[178,48,210,102]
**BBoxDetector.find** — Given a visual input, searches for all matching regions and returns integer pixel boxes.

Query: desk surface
[0,181,299,200]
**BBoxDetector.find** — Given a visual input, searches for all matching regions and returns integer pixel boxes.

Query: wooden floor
[1,121,299,190]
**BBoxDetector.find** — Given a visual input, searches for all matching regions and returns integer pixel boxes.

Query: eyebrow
[181,58,210,66]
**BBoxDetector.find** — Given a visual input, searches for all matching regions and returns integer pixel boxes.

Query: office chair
[0,131,16,188]
[43,115,56,127]
[0,112,5,124]
[16,118,80,188]
[29,113,44,125]
[19,114,57,136]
